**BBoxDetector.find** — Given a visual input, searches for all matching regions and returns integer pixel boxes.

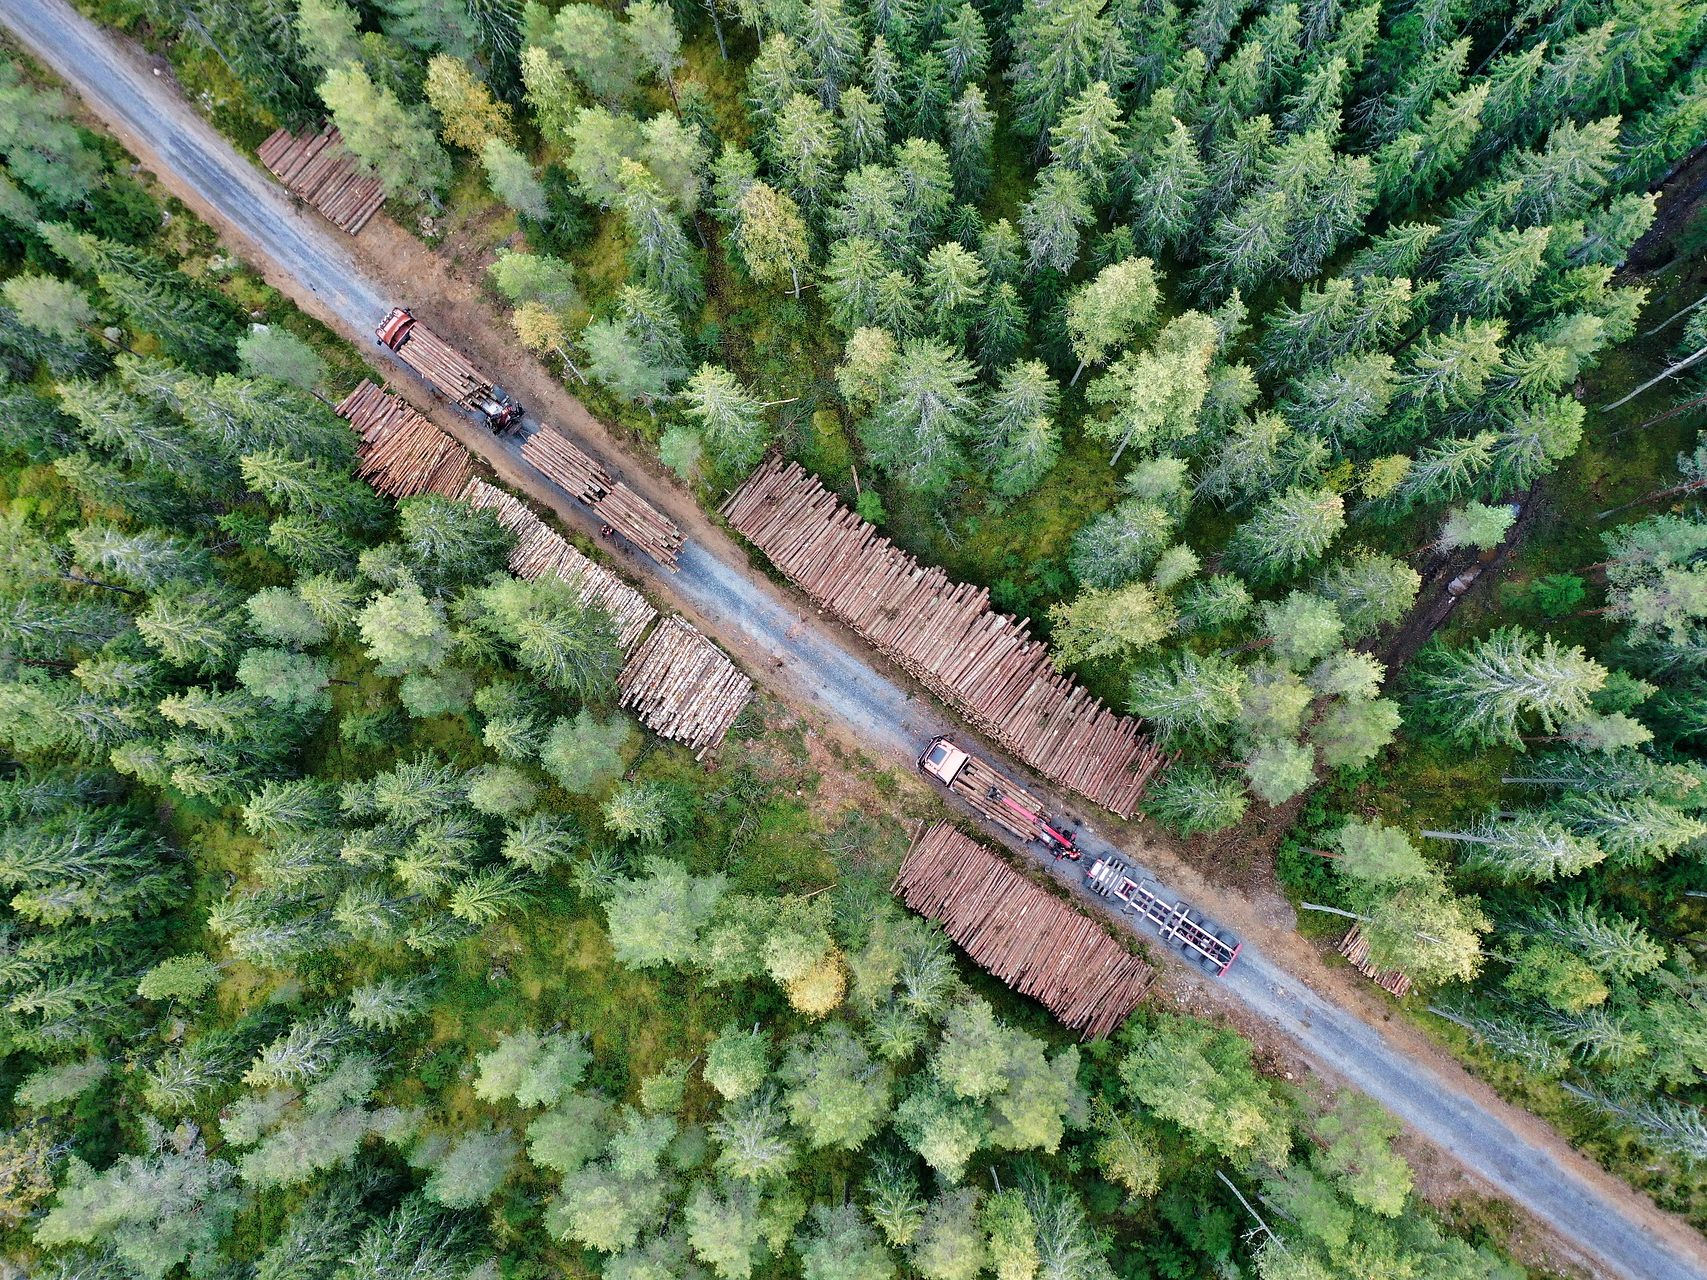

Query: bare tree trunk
[1607,389,1707,440]
[1602,342,1707,411]
[1641,292,1707,339]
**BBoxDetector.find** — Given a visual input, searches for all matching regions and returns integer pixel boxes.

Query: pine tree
[551,3,638,102]
[735,183,810,295]
[681,364,774,472]
[919,241,986,341]
[838,86,888,168]
[321,63,451,204]
[1020,165,1092,273]
[861,339,978,496]
[1006,0,1118,141]
[770,93,841,208]
[1411,627,1608,747]
[1129,117,1205,254]
[1228,486,1346,583]
[1048,82,1123,194]
[1064,257,1159,383]
[617,161,703,310]
[939,87,994,202]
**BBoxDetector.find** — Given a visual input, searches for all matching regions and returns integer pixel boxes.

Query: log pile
[619,616,753,757]
[257,125,384,234]
[523,426,684,569]
[1338,925,1413,998]
[459,479,657,649]
[392,323,489,407]
[335,382,747,753]
[336,380,472,499]
[892,822,1156,1039]
[723,458,1165,815]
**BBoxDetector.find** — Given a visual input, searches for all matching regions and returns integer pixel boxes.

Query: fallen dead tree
[723,458,1164,815]
[618,615,753,758]
[258,125,384,234]
[336,380,472,499]
[892,822,1155,1038]
[523,426,684,569]
[1338,925,1413,998]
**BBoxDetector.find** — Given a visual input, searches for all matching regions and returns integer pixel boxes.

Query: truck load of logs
[336,380,472,499]
[459,479,657,649]
[893,822,1155,1038]
[1337,925,1413,998]
[522,426,684,569]
[387,320,488,407]
[722,458,1165,816]
[257,125,384,234]
[618,616,753,757]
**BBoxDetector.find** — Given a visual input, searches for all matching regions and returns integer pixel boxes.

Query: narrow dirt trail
[5,2,1705,1274]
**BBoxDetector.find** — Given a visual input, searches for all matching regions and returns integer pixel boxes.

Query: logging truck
[919,738,1080,858]
[376,308,523,433]
[1086,856,1241,976]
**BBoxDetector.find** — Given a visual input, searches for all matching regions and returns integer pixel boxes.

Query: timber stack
[459,479,658,649]
[336,380,472,499]
[723,458,1165,816]
[1337,925,1413,998]
[336,385,749,753]
[618,616,753,758]
[257,125,384,233]
[523,426,685,569]
[893,822,1155,1038]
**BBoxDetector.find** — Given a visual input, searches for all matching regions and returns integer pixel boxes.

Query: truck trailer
[919,737,1080,858]
[376,307,522,433]
[1086,855,1241,976]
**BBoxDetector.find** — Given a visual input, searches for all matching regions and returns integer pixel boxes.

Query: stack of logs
[1338,925,1413,998]
[723,458,1166,816]
[388,321,489,407]
[617,616,754,757]
[336,383,749,753]
[893,822,1155,1039]
[337,380,472,499]
[523,426,684,569]
[459,478,657,649]
[257,125,384,234]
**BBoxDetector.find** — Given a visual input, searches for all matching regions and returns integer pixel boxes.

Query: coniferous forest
[2,0,1707,1270]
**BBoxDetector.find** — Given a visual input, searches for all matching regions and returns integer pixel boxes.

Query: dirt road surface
[6,0,1705,1273]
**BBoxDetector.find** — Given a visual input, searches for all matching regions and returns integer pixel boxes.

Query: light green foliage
[466,764,540,817]
[321,63,451,201]
[910,1188,986,1280]
[540,710,633,793]
[35,1136,242,1280]
[682,364,774,472]
[1065,258,1159,378]
[14,1057,108,1110]
[527,1094,611,1174]
[475,1028,591,1107]
[605,857,726,968]
[687,1181,769,1279]
[236,326,326,392]
[1244,739,1317,806]
[796,1204,894,1280]
[1085,311,1219,462]
[3,272,93,338]
[137,954,221,1003]
[779,1025,891,1151]
[423,1128,519,1208]
[358,579,450,675]
[1120,1015,1290,1168]
[1049,582,1175,668]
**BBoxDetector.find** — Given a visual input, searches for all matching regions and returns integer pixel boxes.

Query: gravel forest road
[6,0,1706,1274]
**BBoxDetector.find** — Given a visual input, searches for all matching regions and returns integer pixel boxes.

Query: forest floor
[6,0,1707,1273]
